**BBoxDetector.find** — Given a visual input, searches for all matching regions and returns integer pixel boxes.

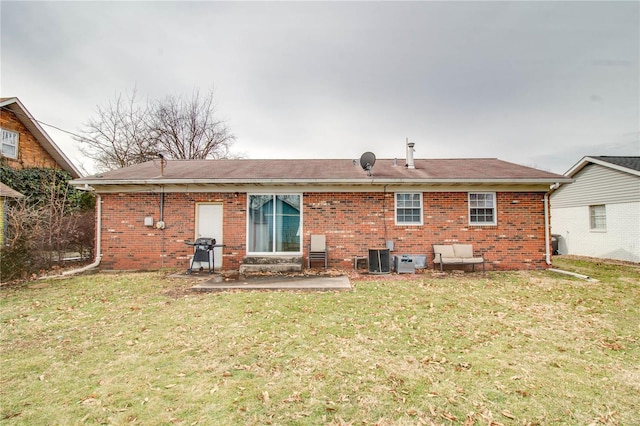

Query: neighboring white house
[550,156,640,263]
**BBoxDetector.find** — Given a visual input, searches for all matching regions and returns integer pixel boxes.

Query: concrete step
[239,263,303,274]
[239,256,303,274]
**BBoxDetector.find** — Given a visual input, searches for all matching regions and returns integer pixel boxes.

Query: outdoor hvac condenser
[368,248,391,274]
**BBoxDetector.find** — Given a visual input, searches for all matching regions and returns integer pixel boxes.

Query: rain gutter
[71,177,573,187]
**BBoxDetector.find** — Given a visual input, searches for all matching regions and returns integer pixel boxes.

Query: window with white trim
[247,194,301,253]
[589,205,606,231]
[1,128,19,158]
[395,192,423,225]
[469,192,496,225]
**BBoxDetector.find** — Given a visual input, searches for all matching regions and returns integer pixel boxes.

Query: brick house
[71,144,571,273]
[1,97,81,246]
[1,97,81,178]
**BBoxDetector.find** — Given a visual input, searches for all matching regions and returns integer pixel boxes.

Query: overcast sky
[2,1,638,175]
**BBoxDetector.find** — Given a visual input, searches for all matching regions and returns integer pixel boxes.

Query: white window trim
[395,192,423,226]
[246,193,303,255]
[589,204,607,232]
[1,128,19,159]
[468,192,497,226]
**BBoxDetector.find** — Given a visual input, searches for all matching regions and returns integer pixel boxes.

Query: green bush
[0,165,94,210]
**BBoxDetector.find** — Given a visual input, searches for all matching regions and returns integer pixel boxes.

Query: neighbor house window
[1,128,18,158]
[248,194,301,253]
[395,193,423,225]
[469,192,496,225]
[589,205,606,230]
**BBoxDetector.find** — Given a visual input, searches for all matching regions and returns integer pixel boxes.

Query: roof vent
[406,139,415,169]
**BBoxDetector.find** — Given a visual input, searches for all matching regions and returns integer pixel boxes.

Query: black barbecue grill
[185,237,223,274]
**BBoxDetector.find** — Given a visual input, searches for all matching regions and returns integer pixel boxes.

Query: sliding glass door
[248,194,301,254]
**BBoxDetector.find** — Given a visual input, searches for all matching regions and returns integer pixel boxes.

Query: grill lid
[185,237,216,248]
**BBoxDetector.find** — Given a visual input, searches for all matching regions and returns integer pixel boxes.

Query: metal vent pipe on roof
[406,139,415,169]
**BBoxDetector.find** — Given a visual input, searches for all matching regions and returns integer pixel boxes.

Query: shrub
[0,165,95,282]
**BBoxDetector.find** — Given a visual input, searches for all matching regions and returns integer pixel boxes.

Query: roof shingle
[74,157,568,185]
[591,156,640,172]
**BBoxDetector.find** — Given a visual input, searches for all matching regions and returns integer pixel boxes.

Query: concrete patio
[171,271,352,292]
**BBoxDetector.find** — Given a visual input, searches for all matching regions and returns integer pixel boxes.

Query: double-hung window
[395,193,423,225]
[469,192,496,225]
[589,205,606,231]
[248,194,301,253]
[1,128,19,158]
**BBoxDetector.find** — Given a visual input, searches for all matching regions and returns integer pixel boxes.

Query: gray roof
[590,156,640,172]
[73,157,569,187]
[565,156,640,178]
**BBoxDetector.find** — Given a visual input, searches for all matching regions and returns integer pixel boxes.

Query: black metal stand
[188,246,212,274]
[184,238,225,274]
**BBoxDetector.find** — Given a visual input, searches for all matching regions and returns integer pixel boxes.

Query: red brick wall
[99,192,247,271]
[97,190,549,271]
[0,110,60,169]
[304,192,548,270]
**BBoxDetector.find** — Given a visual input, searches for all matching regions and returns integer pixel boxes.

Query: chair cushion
[441,257,464,264]
[453,244,474,258]
[310,235,326,252]
[433,245,455,258]
[462,257,484,264]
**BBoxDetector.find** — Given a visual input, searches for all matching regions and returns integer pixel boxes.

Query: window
[1,128,19,158]
[589,205,606,230]
[248,194,301,253]
[469,192,496,225]
[395,193,423,225]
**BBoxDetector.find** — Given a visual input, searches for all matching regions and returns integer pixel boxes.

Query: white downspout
[62,193,102,276]
[544,192,551,265]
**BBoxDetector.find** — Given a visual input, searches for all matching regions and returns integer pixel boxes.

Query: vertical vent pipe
[406,139,415,169]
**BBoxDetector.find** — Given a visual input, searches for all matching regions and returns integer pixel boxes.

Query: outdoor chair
[308,235,328,269]
[433,243,485,273]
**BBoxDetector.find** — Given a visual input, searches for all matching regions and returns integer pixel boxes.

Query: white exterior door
[195,203,223,270]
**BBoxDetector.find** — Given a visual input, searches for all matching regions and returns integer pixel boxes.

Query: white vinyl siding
[550,160,640,263]
[395,193,423,225]
[551,164,640,208]
[469,192,496,225]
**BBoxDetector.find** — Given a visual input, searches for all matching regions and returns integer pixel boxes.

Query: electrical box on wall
[144,216,154,227]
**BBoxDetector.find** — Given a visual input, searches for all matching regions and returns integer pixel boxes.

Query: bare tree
[1,176,94,282]
[76,88,237,172]
[150,89,235,160]
[76,88,155,172]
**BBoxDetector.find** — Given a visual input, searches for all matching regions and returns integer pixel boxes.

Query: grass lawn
[1,257,638,425]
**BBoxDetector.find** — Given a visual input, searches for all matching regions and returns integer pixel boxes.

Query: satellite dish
[360,152,376,176]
